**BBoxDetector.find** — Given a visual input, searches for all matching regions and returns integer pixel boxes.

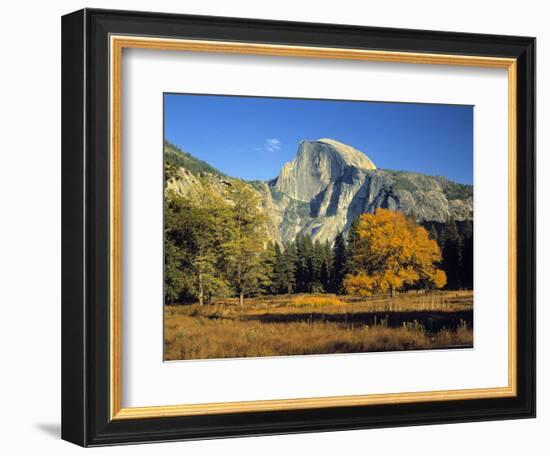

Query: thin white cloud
[258,138,281,152]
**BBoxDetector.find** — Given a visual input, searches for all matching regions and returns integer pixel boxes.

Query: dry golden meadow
[164,291,473,360]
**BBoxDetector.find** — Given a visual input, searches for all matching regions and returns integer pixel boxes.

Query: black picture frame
[62,8,536,447]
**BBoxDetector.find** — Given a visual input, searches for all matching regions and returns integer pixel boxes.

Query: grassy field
[164,291,473,361]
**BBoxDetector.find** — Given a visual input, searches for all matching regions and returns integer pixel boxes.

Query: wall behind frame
[0,1,544,455]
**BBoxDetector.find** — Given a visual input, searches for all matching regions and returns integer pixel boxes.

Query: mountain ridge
[165,139,473,245]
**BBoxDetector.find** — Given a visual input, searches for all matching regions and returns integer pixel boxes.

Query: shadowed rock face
[288,168,473,244]
[166,139,473,245]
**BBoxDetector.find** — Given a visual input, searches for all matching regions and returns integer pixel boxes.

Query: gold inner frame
[109,35,518,420]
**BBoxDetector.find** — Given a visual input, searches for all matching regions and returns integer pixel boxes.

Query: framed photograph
[61,8,535,446]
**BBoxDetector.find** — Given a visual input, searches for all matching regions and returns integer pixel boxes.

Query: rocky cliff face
[273,138,376,201]
[165,139,473,245]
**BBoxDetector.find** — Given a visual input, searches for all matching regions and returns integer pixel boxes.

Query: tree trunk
[198,273,204,306]
[390,287,395,298]
[239,291,244,308]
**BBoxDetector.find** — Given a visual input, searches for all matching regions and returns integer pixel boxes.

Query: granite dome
[272,139,376,201]
[165,140,472,245]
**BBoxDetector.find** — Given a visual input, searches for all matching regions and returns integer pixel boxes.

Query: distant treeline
[165,177,473,305]
[423,220,473,290]
[267,216,473,296]
[165,140,226,178]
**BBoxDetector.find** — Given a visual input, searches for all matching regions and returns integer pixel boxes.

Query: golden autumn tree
[343,209,446,296]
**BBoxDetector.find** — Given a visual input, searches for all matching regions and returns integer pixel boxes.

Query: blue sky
[164,93,473,185]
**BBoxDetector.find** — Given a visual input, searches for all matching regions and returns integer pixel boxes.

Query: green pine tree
[164,186,232,305]
[271,242,286,294]
[460,220,474,289]
[346,217,362,274]
[223,181,270,306]
[441,218,462,290]
[281,241,298,294]
[331,232,349,294]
